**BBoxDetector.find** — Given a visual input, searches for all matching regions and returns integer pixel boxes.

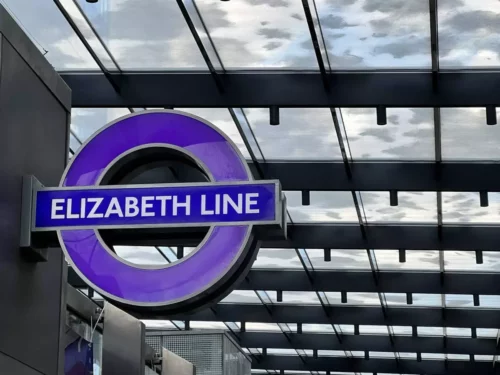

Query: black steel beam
[69,268,500,295]
[153,304,500,328]
[254,161,500,192]
[254,356,498,374]
[239,332,499,355]
[97,224,500,251]
[239,270,500,295]
[31,161,500,192]
[61,72,500,108]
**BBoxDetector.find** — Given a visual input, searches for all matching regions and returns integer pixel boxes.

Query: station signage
[26,110,286,311]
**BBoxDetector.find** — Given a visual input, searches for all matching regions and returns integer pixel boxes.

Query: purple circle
[59,111,252,306]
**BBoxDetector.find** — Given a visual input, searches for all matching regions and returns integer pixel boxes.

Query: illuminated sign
[28,110,286,311]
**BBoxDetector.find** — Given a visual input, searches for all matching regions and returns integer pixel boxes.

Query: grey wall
[103,302,146,375]
[0,5,71,375]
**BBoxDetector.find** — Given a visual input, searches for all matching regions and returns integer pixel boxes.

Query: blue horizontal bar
[34,181,279,230]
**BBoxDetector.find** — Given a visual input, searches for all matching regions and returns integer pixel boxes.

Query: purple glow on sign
[60,112,252,306]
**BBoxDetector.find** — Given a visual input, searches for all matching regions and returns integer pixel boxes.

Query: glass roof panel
[398,352,417,359]
[317,0,432,69]
[221,290,262,304]
[189,321,228,330]
[325,292,381,306]
[369,352,396,359]
[114,246,168,266]
[286,191,359,223]
[360,192,438,224]
[422,353,446,360]
[0,0,100,70]
[252,248,303,269]
[194,0,318,69]
[178,108,250,159]
[446,327,471,337]
[480,296,500,308]
[266,291,321,305]
[71,108,251,158]
[445,294,473,308]
[246,323,282,332]
[374,250,439,271]
[302,324,335,333]
[267,349,299,356]
[71,108,131,145]
[244,108,342,160]
[308,249,371,270]
[76,0,208,70]
[392,326,412,335]
[384,293,442,307]
[447,354,471,360]
[141,320,177,329]
[318,350,348,357]
[477,328,498,338]
[375,250,440,271]
[441,108,500,160]
[439,0,500,68]
[359,325,390,335]
[476,355,495,361]
[418,326,445,336]
[341,108,435,160]
[444,251,500,272]
[442,192,500,224]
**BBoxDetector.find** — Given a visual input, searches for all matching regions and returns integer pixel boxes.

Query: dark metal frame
[61,71,500,108]
[51,0,500,373]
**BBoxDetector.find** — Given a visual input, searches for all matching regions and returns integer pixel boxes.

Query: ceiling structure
[9,0,500,373]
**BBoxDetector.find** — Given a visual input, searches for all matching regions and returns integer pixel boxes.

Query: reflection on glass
[77,0,208,70]
[439,0,500,68]
[179,108,251,159]
[422,353,447,360]
[446,327,471,337]
[302,324,334,333]
[286,191,358,223]
[244,108,342,160]
[194,0,318,69]
[477,328,498,338]
[444,251,500,272]
[325,292,381,306]
[71,108,130,149]
[476,355,495,361]
[114,246,168,266]
[480,295,500,308]
[266,291,320,305]
[341,108,435,160]
[0,0,100,70]
[360,325,391,335]
[375,250,440,270]
[384,293,441,307]
[245,322,282,332]
[361,191,437,223]
[221,290,261,304]
[190,321,228,330]
[442,192,500,224]
[441,108,500,160]
[369,351,396,358]
[141,320,178,329]
[252,248,302,269]
[308,249,371,270]
[317,0,432,69]
[318,350,347,357]
[418,326,445,336]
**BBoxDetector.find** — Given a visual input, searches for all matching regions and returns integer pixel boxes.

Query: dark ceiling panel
[62,72,500,108]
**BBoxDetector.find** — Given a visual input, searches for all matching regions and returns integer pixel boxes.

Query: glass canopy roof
[16,0,500,373]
